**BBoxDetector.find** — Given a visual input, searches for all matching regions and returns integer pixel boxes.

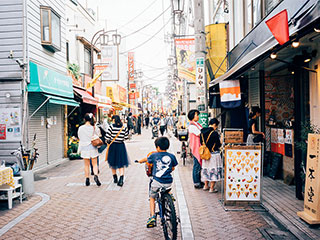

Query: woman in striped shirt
[105,115,129,187]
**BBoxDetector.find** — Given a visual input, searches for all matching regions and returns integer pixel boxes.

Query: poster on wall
[0,107,21,141]
[225,146,262,202]
[99,45,119,81]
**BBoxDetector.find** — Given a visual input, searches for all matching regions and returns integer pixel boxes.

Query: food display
[225,148,261,202]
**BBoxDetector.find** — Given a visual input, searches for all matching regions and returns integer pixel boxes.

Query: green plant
[67,63,80,80]
[295,121,320,153]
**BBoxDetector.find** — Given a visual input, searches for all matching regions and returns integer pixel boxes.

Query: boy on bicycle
[136,137,178,228]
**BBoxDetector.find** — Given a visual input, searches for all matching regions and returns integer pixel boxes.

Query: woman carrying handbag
[200,118,222,193]
[78,113,102,187]
[105,115,129,187]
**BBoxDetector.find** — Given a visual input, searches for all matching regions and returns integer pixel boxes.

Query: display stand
[219,129,266,212]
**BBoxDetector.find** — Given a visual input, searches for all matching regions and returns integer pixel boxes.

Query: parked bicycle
[177,130,188,166]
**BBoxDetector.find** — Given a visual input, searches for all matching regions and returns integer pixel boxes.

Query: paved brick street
[0,129,283,240]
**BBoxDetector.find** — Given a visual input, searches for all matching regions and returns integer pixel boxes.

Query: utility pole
[193,0,208,127]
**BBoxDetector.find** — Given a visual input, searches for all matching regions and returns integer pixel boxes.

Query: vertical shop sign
[225,146,262,202]
[196,57,205,109]
[198,113,208,128]
[175,38,196,83]
[128,52,134,82]
[99,45,119,81]
[297,134,320,224]
[0,124,6,140]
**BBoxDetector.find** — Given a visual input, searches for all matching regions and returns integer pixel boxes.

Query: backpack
[199,131,215,160]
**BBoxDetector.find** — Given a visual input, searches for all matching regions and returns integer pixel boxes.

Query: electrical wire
[118,0,158,30]
[144,69,169,79]
[122,6,170,39]
[120,17,172,54]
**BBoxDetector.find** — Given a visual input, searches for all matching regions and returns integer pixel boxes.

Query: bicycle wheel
[162,193,177,240]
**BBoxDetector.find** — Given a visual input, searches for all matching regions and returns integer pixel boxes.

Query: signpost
[297,134,320,224]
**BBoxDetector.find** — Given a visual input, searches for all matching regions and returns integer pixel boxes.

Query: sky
[80,0,175,92]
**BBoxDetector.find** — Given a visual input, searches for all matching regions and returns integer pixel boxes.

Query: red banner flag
[265,9,289,45]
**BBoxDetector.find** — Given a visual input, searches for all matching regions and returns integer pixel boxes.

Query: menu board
[0,107,21,141]
[225,146,262,202]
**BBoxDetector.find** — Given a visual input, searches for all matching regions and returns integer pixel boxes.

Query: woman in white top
[78,113,101,187]
[159,115,167,136]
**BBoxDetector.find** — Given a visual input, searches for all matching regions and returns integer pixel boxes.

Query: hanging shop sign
[297,134,320,224]
[0,107,21,141]
[86,71,104,89]
[99,45,119,81]
[130,83,136,89]
[223,129,244,144]
[219,80,241,108]
[175,38,196,83]
[224,145,262,202]
[196,57,206,108]
[128,52,135,82]
[106,87,114,102]
[198,112,208,128]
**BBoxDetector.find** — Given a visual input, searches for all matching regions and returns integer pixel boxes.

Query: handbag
[91,127,104,147]
[199,131,215,160]
[104,126,125,162]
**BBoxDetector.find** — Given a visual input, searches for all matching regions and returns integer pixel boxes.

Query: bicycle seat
[160,187,171,194]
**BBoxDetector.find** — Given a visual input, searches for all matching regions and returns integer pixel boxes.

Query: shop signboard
[130,83,136,89]
[99,45,119,81]
[175,38,196,83]
[128,52,134,82]
[225,146,262,202]
[198,112,208,128]
[297,134,320,224]
[0,107,21,141]
[106,87,114,102]
[129,93,135,100]
[223,129,244,144]
[219,80,241,108]
[118,85,127,103]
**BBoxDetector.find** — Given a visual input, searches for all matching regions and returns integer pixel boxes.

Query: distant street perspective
[1,0,320,240]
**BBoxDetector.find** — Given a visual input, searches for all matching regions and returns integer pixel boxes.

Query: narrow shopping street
[0,129,276,240]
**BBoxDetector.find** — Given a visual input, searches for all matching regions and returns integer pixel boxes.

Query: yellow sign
[205,23,228,84]
[86,71,103,89]
[297,134,320,224]
[106,87,114,102]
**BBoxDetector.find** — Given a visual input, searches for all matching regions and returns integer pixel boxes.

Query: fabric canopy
[74,87,98,105]
[43,94,79,107]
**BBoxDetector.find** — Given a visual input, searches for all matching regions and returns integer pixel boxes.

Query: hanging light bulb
[292,41,300,48]
[270,53,277,59]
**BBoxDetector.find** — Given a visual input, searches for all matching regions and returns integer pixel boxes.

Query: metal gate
[248,77,260,107]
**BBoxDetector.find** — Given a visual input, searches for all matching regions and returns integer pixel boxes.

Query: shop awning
[28,61,74,98]
[74,87,98,105]
[43,94,79,107]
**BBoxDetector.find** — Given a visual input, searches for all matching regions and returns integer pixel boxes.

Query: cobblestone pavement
[0,129,271,239]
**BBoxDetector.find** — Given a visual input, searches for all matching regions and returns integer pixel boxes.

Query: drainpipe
[21,0,29,147]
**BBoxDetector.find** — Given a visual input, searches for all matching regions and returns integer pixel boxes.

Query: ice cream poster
[225,148,262,201]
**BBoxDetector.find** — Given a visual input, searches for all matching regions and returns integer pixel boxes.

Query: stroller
[152,125,159,139]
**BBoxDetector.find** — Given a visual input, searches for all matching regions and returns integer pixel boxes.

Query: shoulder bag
[104,126,124,162]
[91,126,104,147]
[199,131,216,160]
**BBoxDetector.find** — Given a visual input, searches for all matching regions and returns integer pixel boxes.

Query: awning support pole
[67,106,78,118]
[29,97,50,119]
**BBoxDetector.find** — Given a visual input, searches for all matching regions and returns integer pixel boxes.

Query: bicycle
[154,187,178,240]
[177,130,188,166]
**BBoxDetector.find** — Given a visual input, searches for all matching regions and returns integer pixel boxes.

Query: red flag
[265,9,289,45]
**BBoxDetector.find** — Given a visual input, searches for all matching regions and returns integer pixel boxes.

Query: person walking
[77,113,101,187]
[159,115,167,136]
[200,118,222,193]
[126,112,134,134]
[137,114,142,135]
[188,109,203,189]
[247,106,265,144]
[105,115,130,187]
[145,112,150,129]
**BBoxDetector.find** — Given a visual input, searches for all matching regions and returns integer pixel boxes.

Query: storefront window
[265,0,282,16]
[253,0,262,26]
[247,0,253,32]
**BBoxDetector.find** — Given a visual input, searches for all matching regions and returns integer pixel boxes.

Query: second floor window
[84,48,91,75]
[40,6,61,52]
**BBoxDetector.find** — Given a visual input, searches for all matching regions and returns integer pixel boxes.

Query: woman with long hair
[105,115,129,187]
[247,106,265,144]
[77,113,101,186]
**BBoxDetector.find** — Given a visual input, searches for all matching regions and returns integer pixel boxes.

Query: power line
[121,18,172,54]
[118,0,158,30]
[122,6,170,39]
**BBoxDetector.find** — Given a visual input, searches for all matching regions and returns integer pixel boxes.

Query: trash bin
[20,170,34,195]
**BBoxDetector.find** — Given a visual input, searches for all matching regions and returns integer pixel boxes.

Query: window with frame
[40,6,61,52]
[84,48,91,75]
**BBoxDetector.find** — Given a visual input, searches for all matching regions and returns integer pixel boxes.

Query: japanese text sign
[128,52,134,82]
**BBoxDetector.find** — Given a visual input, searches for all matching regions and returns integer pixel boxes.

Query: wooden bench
[0,176,23,209]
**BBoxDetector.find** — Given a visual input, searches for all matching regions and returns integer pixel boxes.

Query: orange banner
[128,52,134,82]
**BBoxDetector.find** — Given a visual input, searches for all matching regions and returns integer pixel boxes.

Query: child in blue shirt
[136,137,178,228]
